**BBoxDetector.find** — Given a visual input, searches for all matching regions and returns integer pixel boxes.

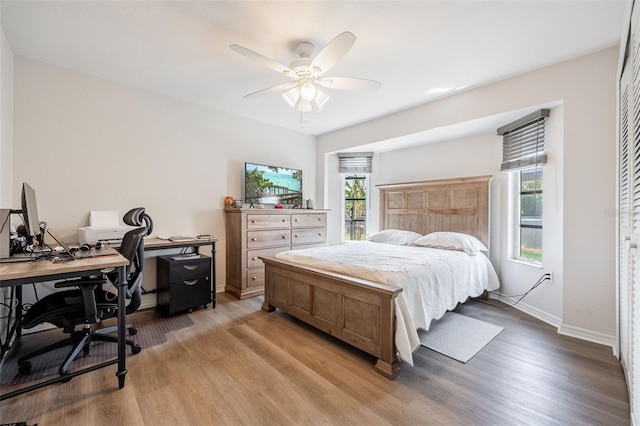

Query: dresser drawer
[246,268,265,288]
[246,229,290,249]
[246,246,289,268]
[161,256,211,281]
[291,228,326,246]
[247,214,290,229]
[291,213,326,228]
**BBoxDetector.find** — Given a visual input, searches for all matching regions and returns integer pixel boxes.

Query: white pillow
[367,229,423,245]
[412,232,488,255]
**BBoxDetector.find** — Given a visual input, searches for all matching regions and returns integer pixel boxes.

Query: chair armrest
[54,278,107,289]
[55,278,108,323]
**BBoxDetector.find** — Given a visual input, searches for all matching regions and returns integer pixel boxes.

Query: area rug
[418,312,504,363]
[0,313,194,385]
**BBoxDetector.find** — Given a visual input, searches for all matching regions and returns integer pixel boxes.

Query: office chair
[17,226,147,376]
[95,208,152,337]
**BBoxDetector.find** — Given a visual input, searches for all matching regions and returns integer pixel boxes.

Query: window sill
[508,258,543,269]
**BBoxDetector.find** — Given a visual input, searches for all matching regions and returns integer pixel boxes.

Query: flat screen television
[244,162,302,206]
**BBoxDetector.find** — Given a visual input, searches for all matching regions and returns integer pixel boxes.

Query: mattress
[276,241,500,365]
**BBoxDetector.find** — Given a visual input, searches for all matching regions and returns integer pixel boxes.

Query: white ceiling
[0,1,627,137]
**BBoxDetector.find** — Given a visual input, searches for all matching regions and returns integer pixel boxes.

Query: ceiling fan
[230,31,381,120]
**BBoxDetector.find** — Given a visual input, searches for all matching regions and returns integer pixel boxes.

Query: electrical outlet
[547,271,553,283]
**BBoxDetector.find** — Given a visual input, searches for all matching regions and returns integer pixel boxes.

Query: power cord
[473,273,552,309]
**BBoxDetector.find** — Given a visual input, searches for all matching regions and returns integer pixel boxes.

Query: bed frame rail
[261,256,402,379]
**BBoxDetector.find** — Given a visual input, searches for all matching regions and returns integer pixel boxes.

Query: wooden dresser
[224,208,328,299]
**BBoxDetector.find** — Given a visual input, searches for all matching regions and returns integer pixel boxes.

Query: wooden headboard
[376,175,492,248]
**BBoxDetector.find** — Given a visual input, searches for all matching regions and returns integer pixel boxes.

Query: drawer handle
[251,238,257,241]
[282,219,286,222]
[318,233,322,236]
[251,220,256,223]
[282,235,287,239]
[183,265,198,271]
[294,219,298,222]
[252,256,258,260]
[251,276,257,280]
[183,279,199,286]
[294,235,298,238]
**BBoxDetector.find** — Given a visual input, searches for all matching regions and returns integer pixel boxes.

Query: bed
[260,175,499,379]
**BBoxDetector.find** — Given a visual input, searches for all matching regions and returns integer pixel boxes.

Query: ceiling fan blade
[317,77,381,91]
[310,31,356,75]
[244,82,297,98]
[230,44,296,77]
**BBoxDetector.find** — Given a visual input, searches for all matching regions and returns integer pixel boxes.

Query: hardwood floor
[0,293,629,425]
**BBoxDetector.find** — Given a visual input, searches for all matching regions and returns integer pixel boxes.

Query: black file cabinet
[157,255,212,316]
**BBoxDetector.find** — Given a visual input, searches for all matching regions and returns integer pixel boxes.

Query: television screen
[244,162,302,206]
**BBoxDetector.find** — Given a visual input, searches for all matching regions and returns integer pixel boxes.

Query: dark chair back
[112,226,147,314]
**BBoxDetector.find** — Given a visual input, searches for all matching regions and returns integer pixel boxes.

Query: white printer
[78,211,136,245]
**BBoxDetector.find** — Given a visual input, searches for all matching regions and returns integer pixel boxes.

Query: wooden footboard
[260,256,403,379]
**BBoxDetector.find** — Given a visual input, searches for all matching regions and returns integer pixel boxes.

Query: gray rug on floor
[418,312,504,363]
[0,313,194,385]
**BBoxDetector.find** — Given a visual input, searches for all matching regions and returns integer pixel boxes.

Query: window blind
[497,109,550,171]
[337,152,373,174]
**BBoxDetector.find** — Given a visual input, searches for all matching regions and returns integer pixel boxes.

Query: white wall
[11,57,316,300]
[317,47,617,346]
[0,14,14,346]
[369,115,564,324]
[0,19,13,207]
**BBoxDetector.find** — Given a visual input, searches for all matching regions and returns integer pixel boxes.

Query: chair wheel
[18,361,32,375]
[128,327,138,336]
[131,344,142,355]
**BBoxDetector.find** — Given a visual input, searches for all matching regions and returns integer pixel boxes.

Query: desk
[0,254,129,401]
[143,238,217,308]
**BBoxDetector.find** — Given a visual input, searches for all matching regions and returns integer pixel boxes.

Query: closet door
[620,5,640,421]
[633,6,640,412]
[620,60,631,379]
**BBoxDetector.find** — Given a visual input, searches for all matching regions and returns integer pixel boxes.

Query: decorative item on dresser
[224,196,234,209]
[224,209,328,299]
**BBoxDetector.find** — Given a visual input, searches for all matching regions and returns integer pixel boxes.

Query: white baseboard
[490,293,616,352]
[140,293,157,311]
[491,293,562,327]
[557,323,617,349]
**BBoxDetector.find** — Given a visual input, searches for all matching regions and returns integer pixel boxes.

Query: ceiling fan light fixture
[232,31,381,123]
[314,89,330,110]
[282,87,300,108]
[300,79,317,101]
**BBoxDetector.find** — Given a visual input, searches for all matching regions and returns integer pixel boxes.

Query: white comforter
[276,241,500,365]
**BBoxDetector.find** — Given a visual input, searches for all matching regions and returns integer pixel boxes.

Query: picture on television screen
[244,162,302,206]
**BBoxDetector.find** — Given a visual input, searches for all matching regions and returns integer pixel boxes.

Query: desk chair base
[17,324,141,377]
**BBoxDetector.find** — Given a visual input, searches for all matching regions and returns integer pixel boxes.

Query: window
[514,167,543,262]
[498,109,548,263]
[337,152,372,242]
[344,175,368,241]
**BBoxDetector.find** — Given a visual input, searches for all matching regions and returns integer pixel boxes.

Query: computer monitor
[21,182,42,246]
